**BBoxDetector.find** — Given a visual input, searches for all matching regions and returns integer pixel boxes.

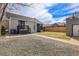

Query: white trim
[5,34,34,38]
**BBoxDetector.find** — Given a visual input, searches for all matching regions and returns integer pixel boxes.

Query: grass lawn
[37,32,71,40]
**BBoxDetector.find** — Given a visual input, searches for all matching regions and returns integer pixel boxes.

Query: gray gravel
[0,35,79,56]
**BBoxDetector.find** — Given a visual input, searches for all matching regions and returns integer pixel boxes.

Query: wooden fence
[44,26,66,32]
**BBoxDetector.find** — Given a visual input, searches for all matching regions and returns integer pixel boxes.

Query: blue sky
[9,3,79,24]
[48,3,79,18]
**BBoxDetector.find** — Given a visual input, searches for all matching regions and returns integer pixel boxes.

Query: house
[52,22,66,27]
[66,14,79,36]
[1,12,43,35]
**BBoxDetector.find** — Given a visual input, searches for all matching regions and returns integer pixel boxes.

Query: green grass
[37,32,70,40]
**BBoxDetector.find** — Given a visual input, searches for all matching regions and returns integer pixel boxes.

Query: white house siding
[8,17,26,34]
[8,16,38,34]
[25,21,37,33]
[9,18,18,32]
[25,19,37,33]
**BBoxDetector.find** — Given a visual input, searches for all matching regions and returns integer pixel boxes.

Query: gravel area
[0,35,79,56]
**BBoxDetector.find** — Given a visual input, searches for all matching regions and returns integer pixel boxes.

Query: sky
[8,3,79,24]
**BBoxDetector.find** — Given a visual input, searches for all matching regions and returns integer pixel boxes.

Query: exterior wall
[25,21,37,33]
[10,18,18,30]
[8,16,38,34]
[7,17,20,34]
[66,17,79,36]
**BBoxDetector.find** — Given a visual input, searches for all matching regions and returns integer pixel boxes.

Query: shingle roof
[6,12,43,24]
[6,12,32,19]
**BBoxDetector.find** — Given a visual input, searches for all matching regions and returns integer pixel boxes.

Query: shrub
[1,26,6,36]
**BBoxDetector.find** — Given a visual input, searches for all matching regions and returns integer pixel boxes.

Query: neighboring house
[52,22,66,27]
[1,12,43,34]
[66,14,79,37]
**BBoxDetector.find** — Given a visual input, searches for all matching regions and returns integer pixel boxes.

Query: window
[34,25,35,31]
[6,14,10,19]
[18,20,25,29]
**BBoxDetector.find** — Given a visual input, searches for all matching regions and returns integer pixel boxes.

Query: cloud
[51,3,79,14]
[21,3,56,24]
[8,3,79,24]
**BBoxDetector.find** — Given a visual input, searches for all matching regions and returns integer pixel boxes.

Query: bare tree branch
[0,3,8,22]
[17,3,34,8]
[0,3,33,22]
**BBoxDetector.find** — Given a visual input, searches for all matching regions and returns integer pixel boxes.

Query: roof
[6,12,32,19]
[52,22,66,26]
[6,12,42,24]
[66,14,79,20]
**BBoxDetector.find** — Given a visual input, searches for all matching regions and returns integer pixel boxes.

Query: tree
[0,3,33,22]
[0,3,8,22]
